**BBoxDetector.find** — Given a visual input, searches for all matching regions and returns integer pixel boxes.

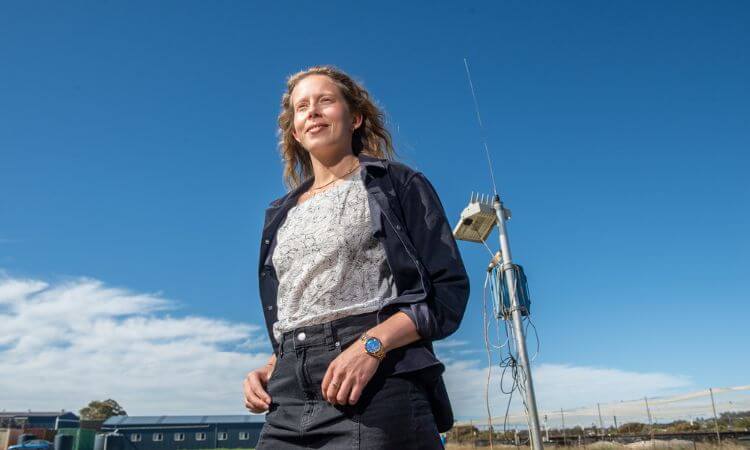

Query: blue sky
[1,1,748,422]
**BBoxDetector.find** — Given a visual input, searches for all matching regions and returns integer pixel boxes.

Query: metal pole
[597,403,604,439]
[613,416,618,435]
[645,397,654,445]
[494,195,544,450]
[561,409,567,447]
[544,415,550,442]
[709,388,722,446]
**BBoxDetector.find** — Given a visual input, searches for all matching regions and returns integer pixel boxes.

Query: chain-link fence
[450,385,750,447]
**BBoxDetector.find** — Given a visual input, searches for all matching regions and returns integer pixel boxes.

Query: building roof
[102,416,263,427]
[0,412,78,419]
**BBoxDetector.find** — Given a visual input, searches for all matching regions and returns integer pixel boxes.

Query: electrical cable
[480,263,541,444]
[481,239,496,258]
[482,272,495,449]
[524,317,541,362]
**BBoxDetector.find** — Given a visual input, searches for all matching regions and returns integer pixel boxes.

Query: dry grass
[446,442,748,450]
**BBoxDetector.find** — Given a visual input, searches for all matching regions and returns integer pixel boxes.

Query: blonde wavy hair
[278,66,395,189]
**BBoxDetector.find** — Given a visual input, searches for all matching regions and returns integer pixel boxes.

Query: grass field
[446,442,750,450]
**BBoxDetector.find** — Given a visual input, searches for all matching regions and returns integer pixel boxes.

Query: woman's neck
[308,151,359,188]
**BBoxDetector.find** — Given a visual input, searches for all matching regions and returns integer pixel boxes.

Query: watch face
[365,337,382,353]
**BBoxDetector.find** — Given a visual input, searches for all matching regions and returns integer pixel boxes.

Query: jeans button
[297,332,306,342]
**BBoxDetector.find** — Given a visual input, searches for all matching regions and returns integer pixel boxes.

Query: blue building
[0,412,79,429]
[101,416,264,449]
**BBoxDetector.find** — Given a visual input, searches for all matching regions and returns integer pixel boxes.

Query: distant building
[101,416,264,449]
[0,412,80,430]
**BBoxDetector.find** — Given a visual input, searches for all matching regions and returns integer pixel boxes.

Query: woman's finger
[245,389,268,412]
[250,376,272,404]
[245,399,258,412]
[321,361,336,401]
[243,381,267,412]
[348,381,364,405]
[325,372,344,404]
[245,371,271,405]
[242,377,254,402]
[335,376,354,405]
[245,397,266,413]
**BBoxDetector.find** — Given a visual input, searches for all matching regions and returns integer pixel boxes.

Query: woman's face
[290,74,362,157]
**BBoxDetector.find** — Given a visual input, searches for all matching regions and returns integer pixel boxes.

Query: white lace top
[271,171,397,340]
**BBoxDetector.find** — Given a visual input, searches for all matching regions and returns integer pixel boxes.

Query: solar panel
[160,416,204,425]
[103,415,265,426]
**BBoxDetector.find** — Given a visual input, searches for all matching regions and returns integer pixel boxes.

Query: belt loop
[324,322,336,351]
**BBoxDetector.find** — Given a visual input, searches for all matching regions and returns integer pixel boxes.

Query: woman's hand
[321,341,380,406]
[243,355,276,413]
[322,312,421,406]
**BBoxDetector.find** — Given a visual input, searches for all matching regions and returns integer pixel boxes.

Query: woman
[243,66,470,449]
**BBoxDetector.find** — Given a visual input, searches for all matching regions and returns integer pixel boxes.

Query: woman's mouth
[307,124,328,134]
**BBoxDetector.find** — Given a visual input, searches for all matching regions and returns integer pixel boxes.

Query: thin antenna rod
[464,57,499,196]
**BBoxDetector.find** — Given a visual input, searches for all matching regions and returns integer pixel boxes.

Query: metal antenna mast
[492,193,544,450]
[456,59,545,450]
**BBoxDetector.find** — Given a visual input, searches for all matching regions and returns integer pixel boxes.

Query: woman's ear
[352,113,363,131]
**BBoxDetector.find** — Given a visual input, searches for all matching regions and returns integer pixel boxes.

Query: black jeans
[256,312,444,450]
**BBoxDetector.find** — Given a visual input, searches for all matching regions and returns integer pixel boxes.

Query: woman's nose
[307,104,321,118]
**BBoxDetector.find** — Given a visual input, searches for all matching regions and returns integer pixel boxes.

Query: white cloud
[437,339,695,426]
[0,272,703,425]
[0,274,271,416]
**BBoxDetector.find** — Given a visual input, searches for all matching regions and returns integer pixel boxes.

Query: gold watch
[360,334,386,361]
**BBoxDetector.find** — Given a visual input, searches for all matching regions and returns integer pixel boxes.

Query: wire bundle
[482,262,540,448]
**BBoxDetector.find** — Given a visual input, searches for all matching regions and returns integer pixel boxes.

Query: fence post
[645,396,655,448]
[613,416,618,436]
[709,388,722,447]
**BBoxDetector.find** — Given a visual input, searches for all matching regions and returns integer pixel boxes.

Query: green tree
[619,422,646,434]
[668,420,700,432]
[79,399,127,420]
[446,425,479,443]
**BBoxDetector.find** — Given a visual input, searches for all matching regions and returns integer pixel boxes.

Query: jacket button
[263,239,270,245]
[261,271,267,278]
[395,224,402,231]
[266,305,273,311]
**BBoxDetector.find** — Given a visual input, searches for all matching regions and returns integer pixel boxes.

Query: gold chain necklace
[307,162,360,195]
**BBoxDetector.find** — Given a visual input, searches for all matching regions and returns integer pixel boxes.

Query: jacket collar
[357,153,387,174]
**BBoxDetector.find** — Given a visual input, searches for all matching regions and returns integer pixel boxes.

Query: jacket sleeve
[395,172,470,341]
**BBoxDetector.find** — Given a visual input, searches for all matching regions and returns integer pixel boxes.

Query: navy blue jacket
[258,154,470,431]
